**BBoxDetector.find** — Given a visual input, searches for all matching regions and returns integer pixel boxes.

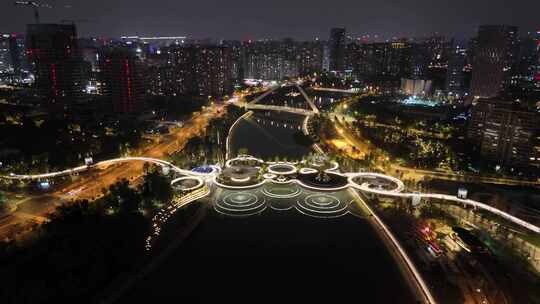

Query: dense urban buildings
[1,3,540,303]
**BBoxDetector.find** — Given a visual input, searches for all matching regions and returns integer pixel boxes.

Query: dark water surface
[229,111,311,160]
[120,210,417,303]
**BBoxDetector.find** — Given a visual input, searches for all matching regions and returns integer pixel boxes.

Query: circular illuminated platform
[261,184,302,199]
[170,176,204,192]
[348,173,404,193]
[214,192,266,216]
[267,163,298,175]
[295,193,349,218]
[225,156,264,168]
[296,172,349,192]
[261,184,302,211]
[299,167,317,174]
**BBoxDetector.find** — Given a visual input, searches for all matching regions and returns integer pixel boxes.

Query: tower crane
[14,1,52,24]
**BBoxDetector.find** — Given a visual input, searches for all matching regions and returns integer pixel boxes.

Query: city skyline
[1,0,539,40]
[1,3,539,303]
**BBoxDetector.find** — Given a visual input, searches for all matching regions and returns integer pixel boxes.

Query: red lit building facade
[26,24,85,107]
[99,48,144,114]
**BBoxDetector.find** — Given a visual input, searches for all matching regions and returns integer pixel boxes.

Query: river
[118,89,417,303]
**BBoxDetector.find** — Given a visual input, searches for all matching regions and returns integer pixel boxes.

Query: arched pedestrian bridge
[243,84,320,116]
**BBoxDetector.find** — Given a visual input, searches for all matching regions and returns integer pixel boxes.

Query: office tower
[328,28,346,72]
[467,98,539,166]
[26,24,86,106]
[99,48,145,114]
[471,25,518,99]
[446,44,468,97]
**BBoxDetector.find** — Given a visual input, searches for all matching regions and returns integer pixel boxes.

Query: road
[0,105,225,240]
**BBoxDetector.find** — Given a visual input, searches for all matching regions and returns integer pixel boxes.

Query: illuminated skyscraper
[471,25,518,99]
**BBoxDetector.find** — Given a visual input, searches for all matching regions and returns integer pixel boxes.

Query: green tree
[105,179,142,214]
[141,168,173,208]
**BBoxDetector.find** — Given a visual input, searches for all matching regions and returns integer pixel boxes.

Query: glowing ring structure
[308,161,339,172]
[261,185,302,199]
[231,176,251,183]
[295,179,350,192]
[267,163,298,175]
[299,167,317,174]
[214,192,266,217]
[271,177,295,185]
[262,185,302,211]
[212,175,267,190]
[225,156,264,168]
[266,161,299,165]
[295,193,349,218]
[263,173,277,179]
[347,173,405,193]
[170,176,204,192]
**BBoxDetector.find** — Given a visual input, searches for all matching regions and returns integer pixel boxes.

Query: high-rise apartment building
[467,98,539,166]
[26,24,87,106]
[471,25,518,99]
[514,32,540,95]
[0,34,18,73]
[167,45,232,97]
[297,40,324,76]
[26,24,86,106]
[99,48,145,114]
[446,44,468,97]
[328,28,346,72]
[244,40,298,80]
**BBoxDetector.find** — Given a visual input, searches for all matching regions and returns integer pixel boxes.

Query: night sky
[1,0,539,40]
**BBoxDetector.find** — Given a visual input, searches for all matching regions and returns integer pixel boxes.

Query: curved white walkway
[347,173,540,234]
[3,156,538,234]
[0,156,218,181]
